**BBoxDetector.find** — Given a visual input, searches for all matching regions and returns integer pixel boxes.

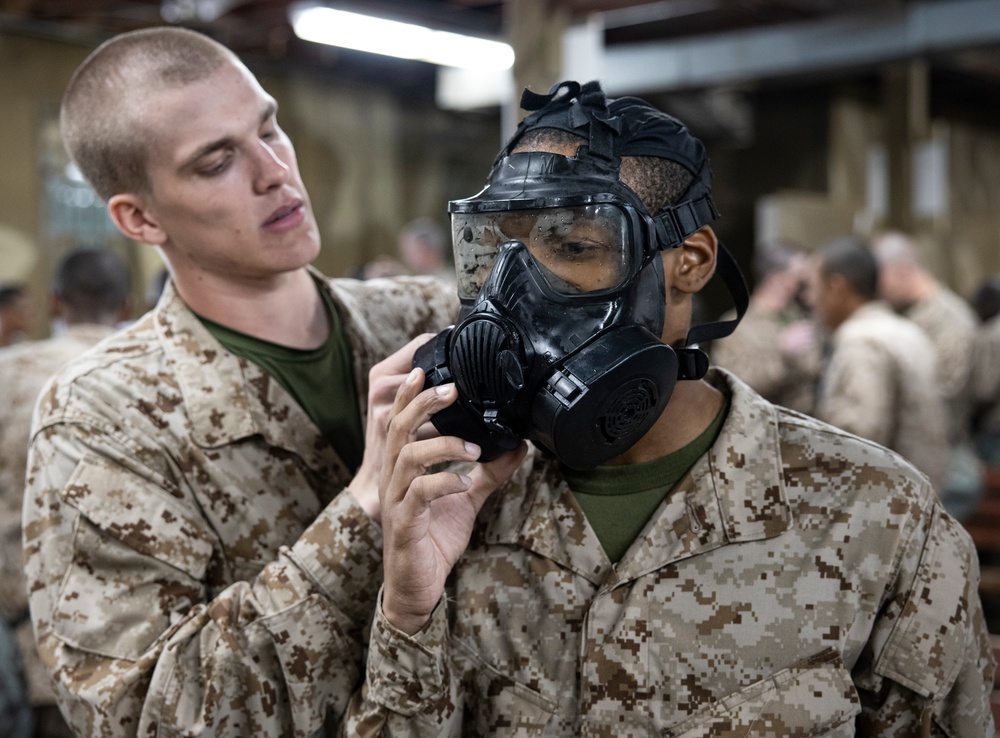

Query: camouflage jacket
[815,301,950,491]
[348,369,994,737]
[906,286,978,402]
[905,286,979,440]
[0,324,118,706]
[22,272,457,737]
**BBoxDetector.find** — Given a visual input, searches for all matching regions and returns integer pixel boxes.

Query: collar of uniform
[154,278,349,482]
[479,368,791,585]
[841,299,892,328]
[685,368,791,542]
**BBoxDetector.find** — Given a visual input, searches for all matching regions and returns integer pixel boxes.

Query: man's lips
[264,200,304,228]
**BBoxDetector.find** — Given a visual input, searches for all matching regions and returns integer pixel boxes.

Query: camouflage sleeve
[912,296,978,401]
[816,336,896,447]
[24,420,383,738]
[854,505,995,736]
[338,593,459,737]
[933,326,976,401]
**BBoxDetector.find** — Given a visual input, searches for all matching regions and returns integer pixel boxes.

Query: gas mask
[413,81,748,470]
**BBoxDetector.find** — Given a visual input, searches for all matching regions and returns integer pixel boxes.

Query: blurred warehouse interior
[1,0,999,332]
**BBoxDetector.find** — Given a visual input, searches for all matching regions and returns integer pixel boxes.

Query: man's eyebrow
[181,101,278,170]
[260,101,277,126]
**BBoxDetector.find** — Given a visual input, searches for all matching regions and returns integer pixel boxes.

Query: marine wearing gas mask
[414,80,748,470]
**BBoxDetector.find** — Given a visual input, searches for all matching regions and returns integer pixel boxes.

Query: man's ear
[670,225,718,294]
[107,194,167,246]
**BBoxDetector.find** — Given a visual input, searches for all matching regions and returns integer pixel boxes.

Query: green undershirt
[197,283,363,473]
[562,398,729,563]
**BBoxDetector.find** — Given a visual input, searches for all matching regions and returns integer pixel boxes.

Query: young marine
[346,81,996,735]
[23,27,456,737]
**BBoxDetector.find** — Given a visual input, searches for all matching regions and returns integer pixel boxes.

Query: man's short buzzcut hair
[60,27,237,201]
[820,235,879,301]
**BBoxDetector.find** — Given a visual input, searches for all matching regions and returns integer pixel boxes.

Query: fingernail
[405,368,421,385]
[458,473,472,486]
[436,384,452,397]
[465,441,480,456]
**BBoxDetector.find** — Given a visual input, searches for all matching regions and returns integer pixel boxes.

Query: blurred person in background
[970,276,1000,465]
[711,238,821,414]
[0,617,31,738]
[348,254,409,280]
[873,230,983,519]
[397,216,454,282]
[808,235,950,494]
[0,246,133,738]
[0,284,35,348]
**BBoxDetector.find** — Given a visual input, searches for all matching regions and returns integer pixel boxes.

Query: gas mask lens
[452,204,631,299]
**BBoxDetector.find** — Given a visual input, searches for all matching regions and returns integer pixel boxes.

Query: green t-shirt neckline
[561,398,729,563]
[196,280,363,472]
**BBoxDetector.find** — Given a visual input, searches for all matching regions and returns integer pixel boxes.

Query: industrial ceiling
[1,0,998,96]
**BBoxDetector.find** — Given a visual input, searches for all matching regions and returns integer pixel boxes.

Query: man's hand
[348,334,437,522]
[379,368,526,635]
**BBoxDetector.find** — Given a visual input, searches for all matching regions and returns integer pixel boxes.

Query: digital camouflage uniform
[22,272,457,737]
[816,301,949,492]
[345,369,995,737]
[0,324,117,712]
[906,286,979,401]
[710,305,820,415]
[904,286,979,441]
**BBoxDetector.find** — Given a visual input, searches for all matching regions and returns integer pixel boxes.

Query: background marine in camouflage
[808,236,950,494]
[0,246,133,738]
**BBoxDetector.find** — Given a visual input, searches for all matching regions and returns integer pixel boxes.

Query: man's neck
[174,268,330,349]
[606,378,724,466]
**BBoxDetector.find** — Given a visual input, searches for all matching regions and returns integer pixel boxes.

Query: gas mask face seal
[412,81,748,470]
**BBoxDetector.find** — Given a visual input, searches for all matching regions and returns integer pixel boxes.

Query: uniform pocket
[454,636,558,736]
[662,648,860,738]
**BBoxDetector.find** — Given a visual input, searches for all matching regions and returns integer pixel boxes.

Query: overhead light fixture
[289,4,515,71]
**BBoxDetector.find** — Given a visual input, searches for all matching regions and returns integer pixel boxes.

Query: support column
[881,59,929,232]
[502,0,570,141]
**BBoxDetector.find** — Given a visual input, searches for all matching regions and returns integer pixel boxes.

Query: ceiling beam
[571,0,1000,94]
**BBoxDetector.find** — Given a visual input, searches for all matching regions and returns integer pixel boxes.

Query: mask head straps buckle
[503,81,624,164]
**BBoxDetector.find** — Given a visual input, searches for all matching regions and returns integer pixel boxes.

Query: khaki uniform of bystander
[815,301,949,491]
[905,285,979,439]
[345,370,995,735]
[0,324,118,721]
[710,304,820,415]
[23,275,455,737]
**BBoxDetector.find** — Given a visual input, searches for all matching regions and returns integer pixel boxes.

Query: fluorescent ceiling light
[289,4,515,71]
